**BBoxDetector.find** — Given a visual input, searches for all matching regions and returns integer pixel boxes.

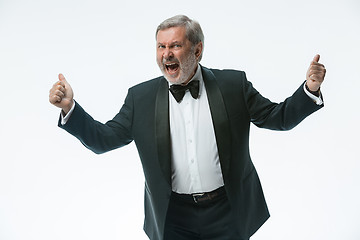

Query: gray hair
[156,15,204,61]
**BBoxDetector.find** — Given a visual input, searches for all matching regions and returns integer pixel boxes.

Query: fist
[306,54,326,91]
[49,73,74,114]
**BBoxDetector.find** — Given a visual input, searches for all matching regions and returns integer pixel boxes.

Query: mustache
[162,57,179,65]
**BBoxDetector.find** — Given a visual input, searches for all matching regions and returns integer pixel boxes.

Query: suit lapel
[202,66,232,183]
[155,78,172,186]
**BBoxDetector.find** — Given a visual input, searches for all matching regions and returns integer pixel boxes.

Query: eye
[158,45,165,49]
[174,44,182,48]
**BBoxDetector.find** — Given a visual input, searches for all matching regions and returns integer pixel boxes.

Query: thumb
[313,54,320,63]
[58,73,68,83]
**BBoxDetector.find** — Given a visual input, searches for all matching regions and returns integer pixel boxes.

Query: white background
[0,0,359,239]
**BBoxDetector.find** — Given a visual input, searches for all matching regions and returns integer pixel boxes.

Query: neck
[182,64,199,85]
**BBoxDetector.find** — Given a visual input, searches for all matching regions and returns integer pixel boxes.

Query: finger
[49,88,64,99]
[309,68,326,77]
[56,84,65,93]
[55,89,65,98]
[52,80,65,89]
[49,84,63,97]
[308,63,323,71]
[313,54,320,63]
[311,62,325,69]
[309,65,325,72]
[49,94,61,104]
[309,67,326,74]
[310,74,324,82]
[309,72,321,78]
[58,73,67,83]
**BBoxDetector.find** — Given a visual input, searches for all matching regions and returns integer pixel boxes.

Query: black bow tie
[169,80,200,103]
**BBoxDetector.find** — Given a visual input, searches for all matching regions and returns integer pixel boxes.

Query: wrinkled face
[156,26,202,85]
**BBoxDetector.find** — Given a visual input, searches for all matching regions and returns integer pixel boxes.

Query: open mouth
[165,63,179,75]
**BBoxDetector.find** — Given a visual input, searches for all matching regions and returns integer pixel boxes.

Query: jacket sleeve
[58,89,134,154]
[242,72,323,130]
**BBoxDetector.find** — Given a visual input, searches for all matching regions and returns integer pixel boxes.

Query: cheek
[177,50,191,63]
[156,53,162,64]
[156,49,162,59]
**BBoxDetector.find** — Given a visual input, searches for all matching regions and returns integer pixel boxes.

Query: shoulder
[128,76,166,95]
[202,66,246,82]
[207,67,244,75]
[130,76,164,90]
[125,76,167,104]
[201,66,248,90]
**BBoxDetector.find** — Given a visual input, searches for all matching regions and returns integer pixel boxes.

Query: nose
[163,47,174,60]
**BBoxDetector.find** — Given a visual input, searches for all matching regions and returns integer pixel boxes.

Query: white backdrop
[0,0,359,239]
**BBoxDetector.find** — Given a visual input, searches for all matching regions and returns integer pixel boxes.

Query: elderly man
[49,15,326,240]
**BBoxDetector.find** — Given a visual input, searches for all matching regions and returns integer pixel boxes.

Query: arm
[49,74,134,154]
[58,99,133,154]
[245,54,326,130]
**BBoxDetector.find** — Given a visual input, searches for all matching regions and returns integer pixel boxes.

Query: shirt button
[188,139,192,143]
[191,159,194,163]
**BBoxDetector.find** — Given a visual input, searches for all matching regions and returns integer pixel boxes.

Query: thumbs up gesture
[49,74,74,114]
[306,54,326,91]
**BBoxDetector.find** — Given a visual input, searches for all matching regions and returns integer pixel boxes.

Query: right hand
[306,54,326,92]
[49,73,74,114]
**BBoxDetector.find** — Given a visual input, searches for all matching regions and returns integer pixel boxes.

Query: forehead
[156,26,187,43]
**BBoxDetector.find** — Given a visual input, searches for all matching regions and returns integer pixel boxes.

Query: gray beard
[159,52,198,85]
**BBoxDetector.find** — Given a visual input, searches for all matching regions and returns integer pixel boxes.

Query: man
[49,15,326,240]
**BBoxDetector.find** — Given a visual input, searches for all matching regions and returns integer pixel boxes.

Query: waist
[171,186,226,205]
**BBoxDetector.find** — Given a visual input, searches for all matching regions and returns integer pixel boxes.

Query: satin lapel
[202,67,232,183]
[155,78,172,186]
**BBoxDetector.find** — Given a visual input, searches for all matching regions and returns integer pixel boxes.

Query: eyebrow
[157,41,183,46]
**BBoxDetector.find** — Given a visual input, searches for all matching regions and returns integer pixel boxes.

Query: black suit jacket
[59,66,323,239]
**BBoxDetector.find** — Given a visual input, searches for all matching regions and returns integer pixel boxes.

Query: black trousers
[163,187,248,240]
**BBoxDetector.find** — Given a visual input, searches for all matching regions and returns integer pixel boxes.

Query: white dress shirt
[169,65,224,194]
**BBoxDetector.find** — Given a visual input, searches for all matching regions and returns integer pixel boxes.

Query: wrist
[305,82,320,97]
[61,100,74,115]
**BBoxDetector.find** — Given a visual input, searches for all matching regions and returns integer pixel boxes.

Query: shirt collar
[190,64,202,83]
[186,64,203,97]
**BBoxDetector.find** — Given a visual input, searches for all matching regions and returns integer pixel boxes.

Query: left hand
[306,54,326,91]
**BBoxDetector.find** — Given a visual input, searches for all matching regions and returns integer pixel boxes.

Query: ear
[194,42,203,59]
